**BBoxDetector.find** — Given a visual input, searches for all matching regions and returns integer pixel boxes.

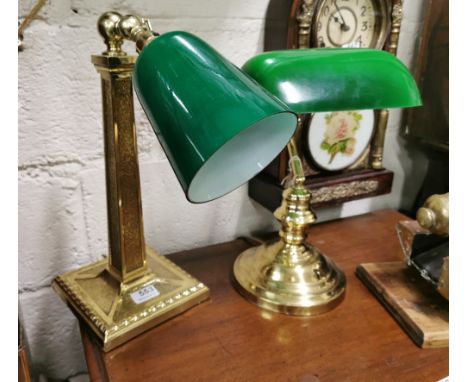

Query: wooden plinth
[356,262,448,348]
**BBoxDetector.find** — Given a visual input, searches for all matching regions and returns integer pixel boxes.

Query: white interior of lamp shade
[188,112,297,203]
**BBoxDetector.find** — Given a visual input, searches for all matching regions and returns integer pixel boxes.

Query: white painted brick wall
[18,0,426,379]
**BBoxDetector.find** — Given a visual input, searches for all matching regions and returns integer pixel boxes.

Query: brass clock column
[52,12,210,352]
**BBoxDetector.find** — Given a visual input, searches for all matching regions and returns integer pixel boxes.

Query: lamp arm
[97,12,158,55]
[286,138,305,185]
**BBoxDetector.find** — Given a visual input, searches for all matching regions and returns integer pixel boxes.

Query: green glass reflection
[242,48,422,113]
[134,32,297,203]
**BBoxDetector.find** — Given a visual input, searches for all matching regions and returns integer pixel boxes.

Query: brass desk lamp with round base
[234,49,422,315]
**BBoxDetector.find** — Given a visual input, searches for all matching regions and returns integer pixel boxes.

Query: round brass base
[233,240,346,315]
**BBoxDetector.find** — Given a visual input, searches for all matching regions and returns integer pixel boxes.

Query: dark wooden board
[249,169,393,211]
[356,262,448,348]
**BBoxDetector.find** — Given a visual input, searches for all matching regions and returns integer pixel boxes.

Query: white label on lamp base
[130,285,160,304]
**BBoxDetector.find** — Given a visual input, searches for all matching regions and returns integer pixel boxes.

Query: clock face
[307,110,374,171]
[313,0,390,49]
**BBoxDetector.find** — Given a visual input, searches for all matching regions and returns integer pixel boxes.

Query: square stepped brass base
[53,246,210,351]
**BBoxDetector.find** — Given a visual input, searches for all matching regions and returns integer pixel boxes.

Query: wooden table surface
[80,210,449,382]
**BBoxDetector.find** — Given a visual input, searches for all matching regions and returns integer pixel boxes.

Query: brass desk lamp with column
[52,12,297,351]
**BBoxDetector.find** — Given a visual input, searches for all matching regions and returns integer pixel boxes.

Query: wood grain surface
[249,169,394,211]
[80,210,449,382]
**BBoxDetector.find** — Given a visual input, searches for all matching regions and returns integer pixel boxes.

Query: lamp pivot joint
[97,11,157,55]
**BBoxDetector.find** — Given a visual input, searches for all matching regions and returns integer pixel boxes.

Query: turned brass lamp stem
[233,136,345,315]
[275,139,316,256]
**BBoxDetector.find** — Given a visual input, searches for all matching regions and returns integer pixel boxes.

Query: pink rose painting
[320,111,363,164]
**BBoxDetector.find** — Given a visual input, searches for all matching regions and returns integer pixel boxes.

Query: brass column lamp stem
[94,52,148,284]
[52,12,209,351]
[233,137,346,315]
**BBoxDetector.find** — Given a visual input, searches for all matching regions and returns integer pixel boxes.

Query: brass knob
[416,207,436,229]
[97,11,124,54]
[416,193,449,236]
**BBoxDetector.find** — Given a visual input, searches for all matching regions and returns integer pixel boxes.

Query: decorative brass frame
[52,12,209,352]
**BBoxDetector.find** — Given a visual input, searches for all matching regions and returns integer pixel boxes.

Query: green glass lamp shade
[242,48,422,113]
[134,32,297,203]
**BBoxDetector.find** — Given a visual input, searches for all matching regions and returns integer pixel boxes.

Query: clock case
[249,0,403,211]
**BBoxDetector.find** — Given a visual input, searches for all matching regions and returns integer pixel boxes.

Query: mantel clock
[249,0,404,210]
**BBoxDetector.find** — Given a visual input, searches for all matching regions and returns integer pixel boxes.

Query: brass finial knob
[416,207,437,229]
[416,193,449,236]
[97,11,124,55]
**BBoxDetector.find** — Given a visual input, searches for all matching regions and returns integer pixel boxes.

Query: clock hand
[332,0,350,32]
[333,16,342,24]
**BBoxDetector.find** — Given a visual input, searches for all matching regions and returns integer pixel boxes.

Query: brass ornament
[396,193,449,301]
[388,0,403,55]
[310,180,379,203]
[297,0,315,49]
[416,193,449,237]
[416,193,449,299]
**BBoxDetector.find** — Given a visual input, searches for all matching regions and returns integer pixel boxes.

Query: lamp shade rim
[134,30,298,203]
[187,111,297,203]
